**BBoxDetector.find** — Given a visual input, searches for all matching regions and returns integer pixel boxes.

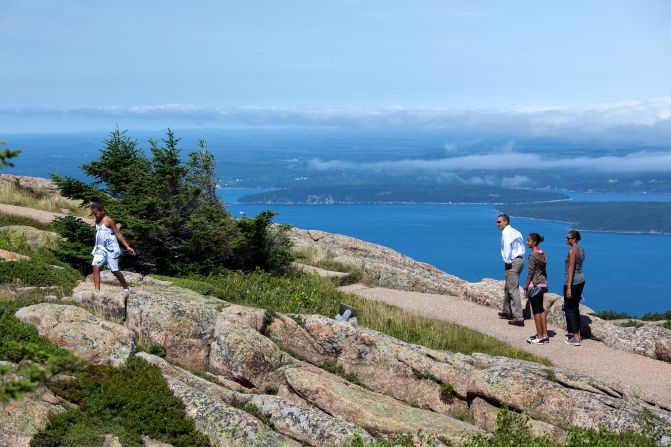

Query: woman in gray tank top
[564,229,586,346]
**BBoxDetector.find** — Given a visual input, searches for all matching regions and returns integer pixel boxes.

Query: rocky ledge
[289,228,671,364]
[6,272,671,446]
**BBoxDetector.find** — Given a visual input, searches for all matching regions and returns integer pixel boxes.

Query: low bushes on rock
[463,408,667,447]
[0,259,79,292]
[35,356,211,447]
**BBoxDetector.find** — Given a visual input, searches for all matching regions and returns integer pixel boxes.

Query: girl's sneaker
[527,335,538,343]
[541,336,550,343]
[530,337,545,345]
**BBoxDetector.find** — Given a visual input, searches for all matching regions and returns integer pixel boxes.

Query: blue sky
[1,0,670,132]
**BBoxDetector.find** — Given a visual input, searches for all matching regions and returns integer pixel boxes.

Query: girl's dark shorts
[529,290,547,315]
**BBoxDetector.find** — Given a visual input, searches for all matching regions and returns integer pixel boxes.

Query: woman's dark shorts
[529,288,548,315]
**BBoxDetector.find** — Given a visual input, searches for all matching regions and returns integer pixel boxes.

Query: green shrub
[0,259,79,293]
[662,321,671,330]
[463,408,666,447]
[51,216,96,275]
[595,310,633,320]
[36,356,211,447]
[439,382,454,401]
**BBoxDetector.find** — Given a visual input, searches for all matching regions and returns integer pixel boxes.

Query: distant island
[237,185,568,204]
[500,201,671,233]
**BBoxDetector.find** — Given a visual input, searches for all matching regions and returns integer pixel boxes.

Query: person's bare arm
[566,248,576,297]
[105,217,136,256]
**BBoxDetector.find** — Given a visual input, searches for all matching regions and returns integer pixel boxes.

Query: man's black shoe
[498,312,512,320]
[508,319,524,327]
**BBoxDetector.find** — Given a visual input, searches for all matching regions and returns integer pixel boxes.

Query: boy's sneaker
[565,339,581,346]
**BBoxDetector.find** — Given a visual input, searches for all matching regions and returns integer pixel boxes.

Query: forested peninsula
[238,185,568,204]
[501,201,671,233]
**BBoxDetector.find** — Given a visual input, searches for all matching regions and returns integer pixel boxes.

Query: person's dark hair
[568,229,581,242]
[528,232,544,245]
[497,214,510,223]
[90,202,104,212]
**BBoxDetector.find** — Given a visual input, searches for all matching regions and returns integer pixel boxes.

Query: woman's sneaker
[565,339,581,346]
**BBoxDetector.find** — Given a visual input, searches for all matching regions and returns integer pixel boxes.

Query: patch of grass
[0,181,87,216]
[544,369,557,382]
[294,247,363,285]
[349,431,440,447]
[0,211,54,231]
[158,271,552,366]
[0,227,81,295]
[290,314,306,329]
[617,320,644,329]
[661,321,671,331]
[439,382,454,401]
[413,370,437,381]
[242,402,275,428]
[136,339,166,358]
[36,356,211,447]
[323,360,361,384]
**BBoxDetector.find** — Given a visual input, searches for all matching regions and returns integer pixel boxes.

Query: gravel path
[340,283,671,408]
[0,203,94,225]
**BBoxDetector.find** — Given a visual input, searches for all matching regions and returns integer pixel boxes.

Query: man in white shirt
[496,214,526,326]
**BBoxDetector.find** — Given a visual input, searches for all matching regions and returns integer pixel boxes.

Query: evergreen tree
[51,129,292,275]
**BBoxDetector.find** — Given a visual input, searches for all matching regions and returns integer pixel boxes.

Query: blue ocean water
[224,189,671,315]
[3,131,671,315]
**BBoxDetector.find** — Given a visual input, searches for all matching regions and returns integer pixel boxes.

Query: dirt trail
[0,203,94,225]
[339,283,671,409]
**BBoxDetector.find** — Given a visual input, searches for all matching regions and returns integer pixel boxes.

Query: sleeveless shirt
[564,247,585,285]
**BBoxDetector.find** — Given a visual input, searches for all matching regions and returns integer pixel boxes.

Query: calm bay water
[224,189,671,315]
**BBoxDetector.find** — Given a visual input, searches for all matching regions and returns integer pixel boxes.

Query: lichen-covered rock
[459,278,505,308]
[631,324,671,362]
[285,366,481,443]
[0,174,60,196]
[218,304,269,333]
[87,270,144,286]
[125,285,223,369]
[209,313,297,391]
[72,287,127,323]
[469,397,567,443]
[14,303,134,365]
[288,228,465,295]
[0,225,60,250]
[0,362,67,447]
[268,313,475,416]
[466,362,662,433]
[136,353,300,447]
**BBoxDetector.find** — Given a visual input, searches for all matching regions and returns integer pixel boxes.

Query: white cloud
[2,97,671,139]
[307,151,671,173]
